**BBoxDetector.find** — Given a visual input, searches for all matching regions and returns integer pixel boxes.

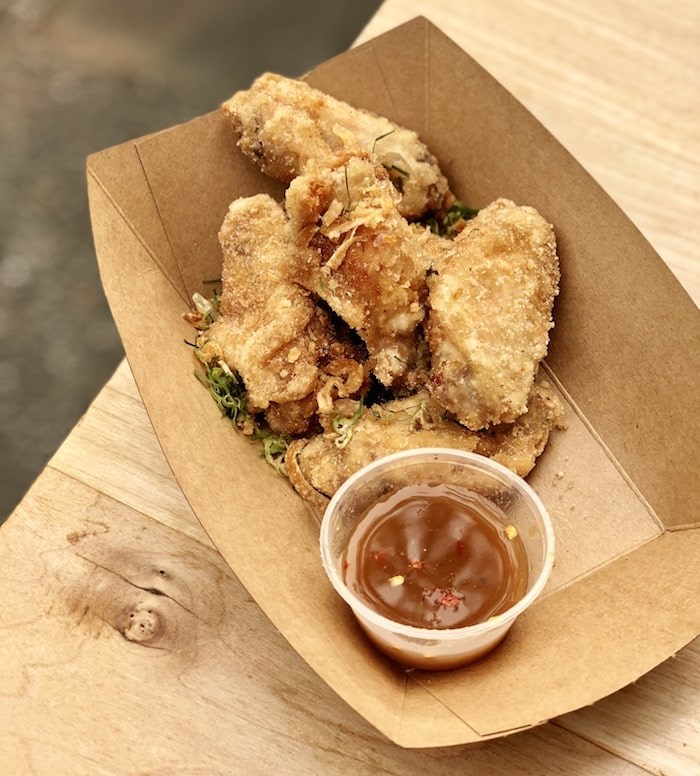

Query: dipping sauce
[343,482,528,630]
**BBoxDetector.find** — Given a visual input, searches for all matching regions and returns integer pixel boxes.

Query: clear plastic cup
[319,448,555,670]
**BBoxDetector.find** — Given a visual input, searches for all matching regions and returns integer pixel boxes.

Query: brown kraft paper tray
[86,17,700,748]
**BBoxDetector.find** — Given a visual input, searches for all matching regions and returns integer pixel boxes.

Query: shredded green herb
[195,362,248,425]
[343,165,352,211]
[252,427,290,475]
[423,200,479,238]
[383,163,410,193]
[384,163,410,178]
[408,399,429,429]
[195,357,291,474]
[191,290,220,327]
[372,129,396,153]
[332,399,364,449]
[444,200,478,231]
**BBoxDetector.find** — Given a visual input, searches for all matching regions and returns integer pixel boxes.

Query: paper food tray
[86,17,700,748]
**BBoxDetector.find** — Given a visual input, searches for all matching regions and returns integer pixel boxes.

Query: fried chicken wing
[286,376,565,512]
[222,72,450,219]
[285,154,430,387]
[198,194,365,428]
[426,198,560,429]
[472,374,567,475]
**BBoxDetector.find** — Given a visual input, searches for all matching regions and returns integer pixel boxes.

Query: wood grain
[1,0,698,772]
[0,383,659,774]
[557,638,700,775]
[1,358,696,774]
[50,363,213,548]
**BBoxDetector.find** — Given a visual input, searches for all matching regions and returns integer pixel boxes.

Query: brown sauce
[344,482,528,629]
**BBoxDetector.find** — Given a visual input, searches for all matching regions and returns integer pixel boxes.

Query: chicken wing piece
[426,198,560,429]
[472,374,567,475]
[286,375,565,513]
[284,154,430,388]
[222,72,450,219]
[197,193,364,421]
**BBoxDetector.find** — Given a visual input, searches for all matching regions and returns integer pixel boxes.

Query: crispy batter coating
[200,194,359,417]
[471,375,567,475]
[426,198,560,429]
[222,72,450,219]
[285,154,430,387]
[193,75,565,501]
[286,375,565,510]
[264,395,319,437]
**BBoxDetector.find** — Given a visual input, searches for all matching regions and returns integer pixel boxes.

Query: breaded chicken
[222,72,450,219]
[426,198,560,429]
[471,375,567,475]
[285,154,429,387]
[197,194,364,426]
[189,75,568,500]
[286,376,565,513]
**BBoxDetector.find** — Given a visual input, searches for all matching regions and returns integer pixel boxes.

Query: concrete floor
[0,0,383,521]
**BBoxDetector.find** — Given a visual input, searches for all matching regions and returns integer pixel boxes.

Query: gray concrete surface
[0,0,383,522]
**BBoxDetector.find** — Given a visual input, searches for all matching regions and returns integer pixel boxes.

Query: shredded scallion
[332,400,364,449]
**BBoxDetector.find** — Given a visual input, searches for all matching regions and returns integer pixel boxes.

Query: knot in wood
[124,606,161,644]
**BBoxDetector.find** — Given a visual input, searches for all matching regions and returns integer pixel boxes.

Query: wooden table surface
[1,1,698,773]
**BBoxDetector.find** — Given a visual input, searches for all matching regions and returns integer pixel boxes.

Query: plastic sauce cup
[319,448,555,670]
